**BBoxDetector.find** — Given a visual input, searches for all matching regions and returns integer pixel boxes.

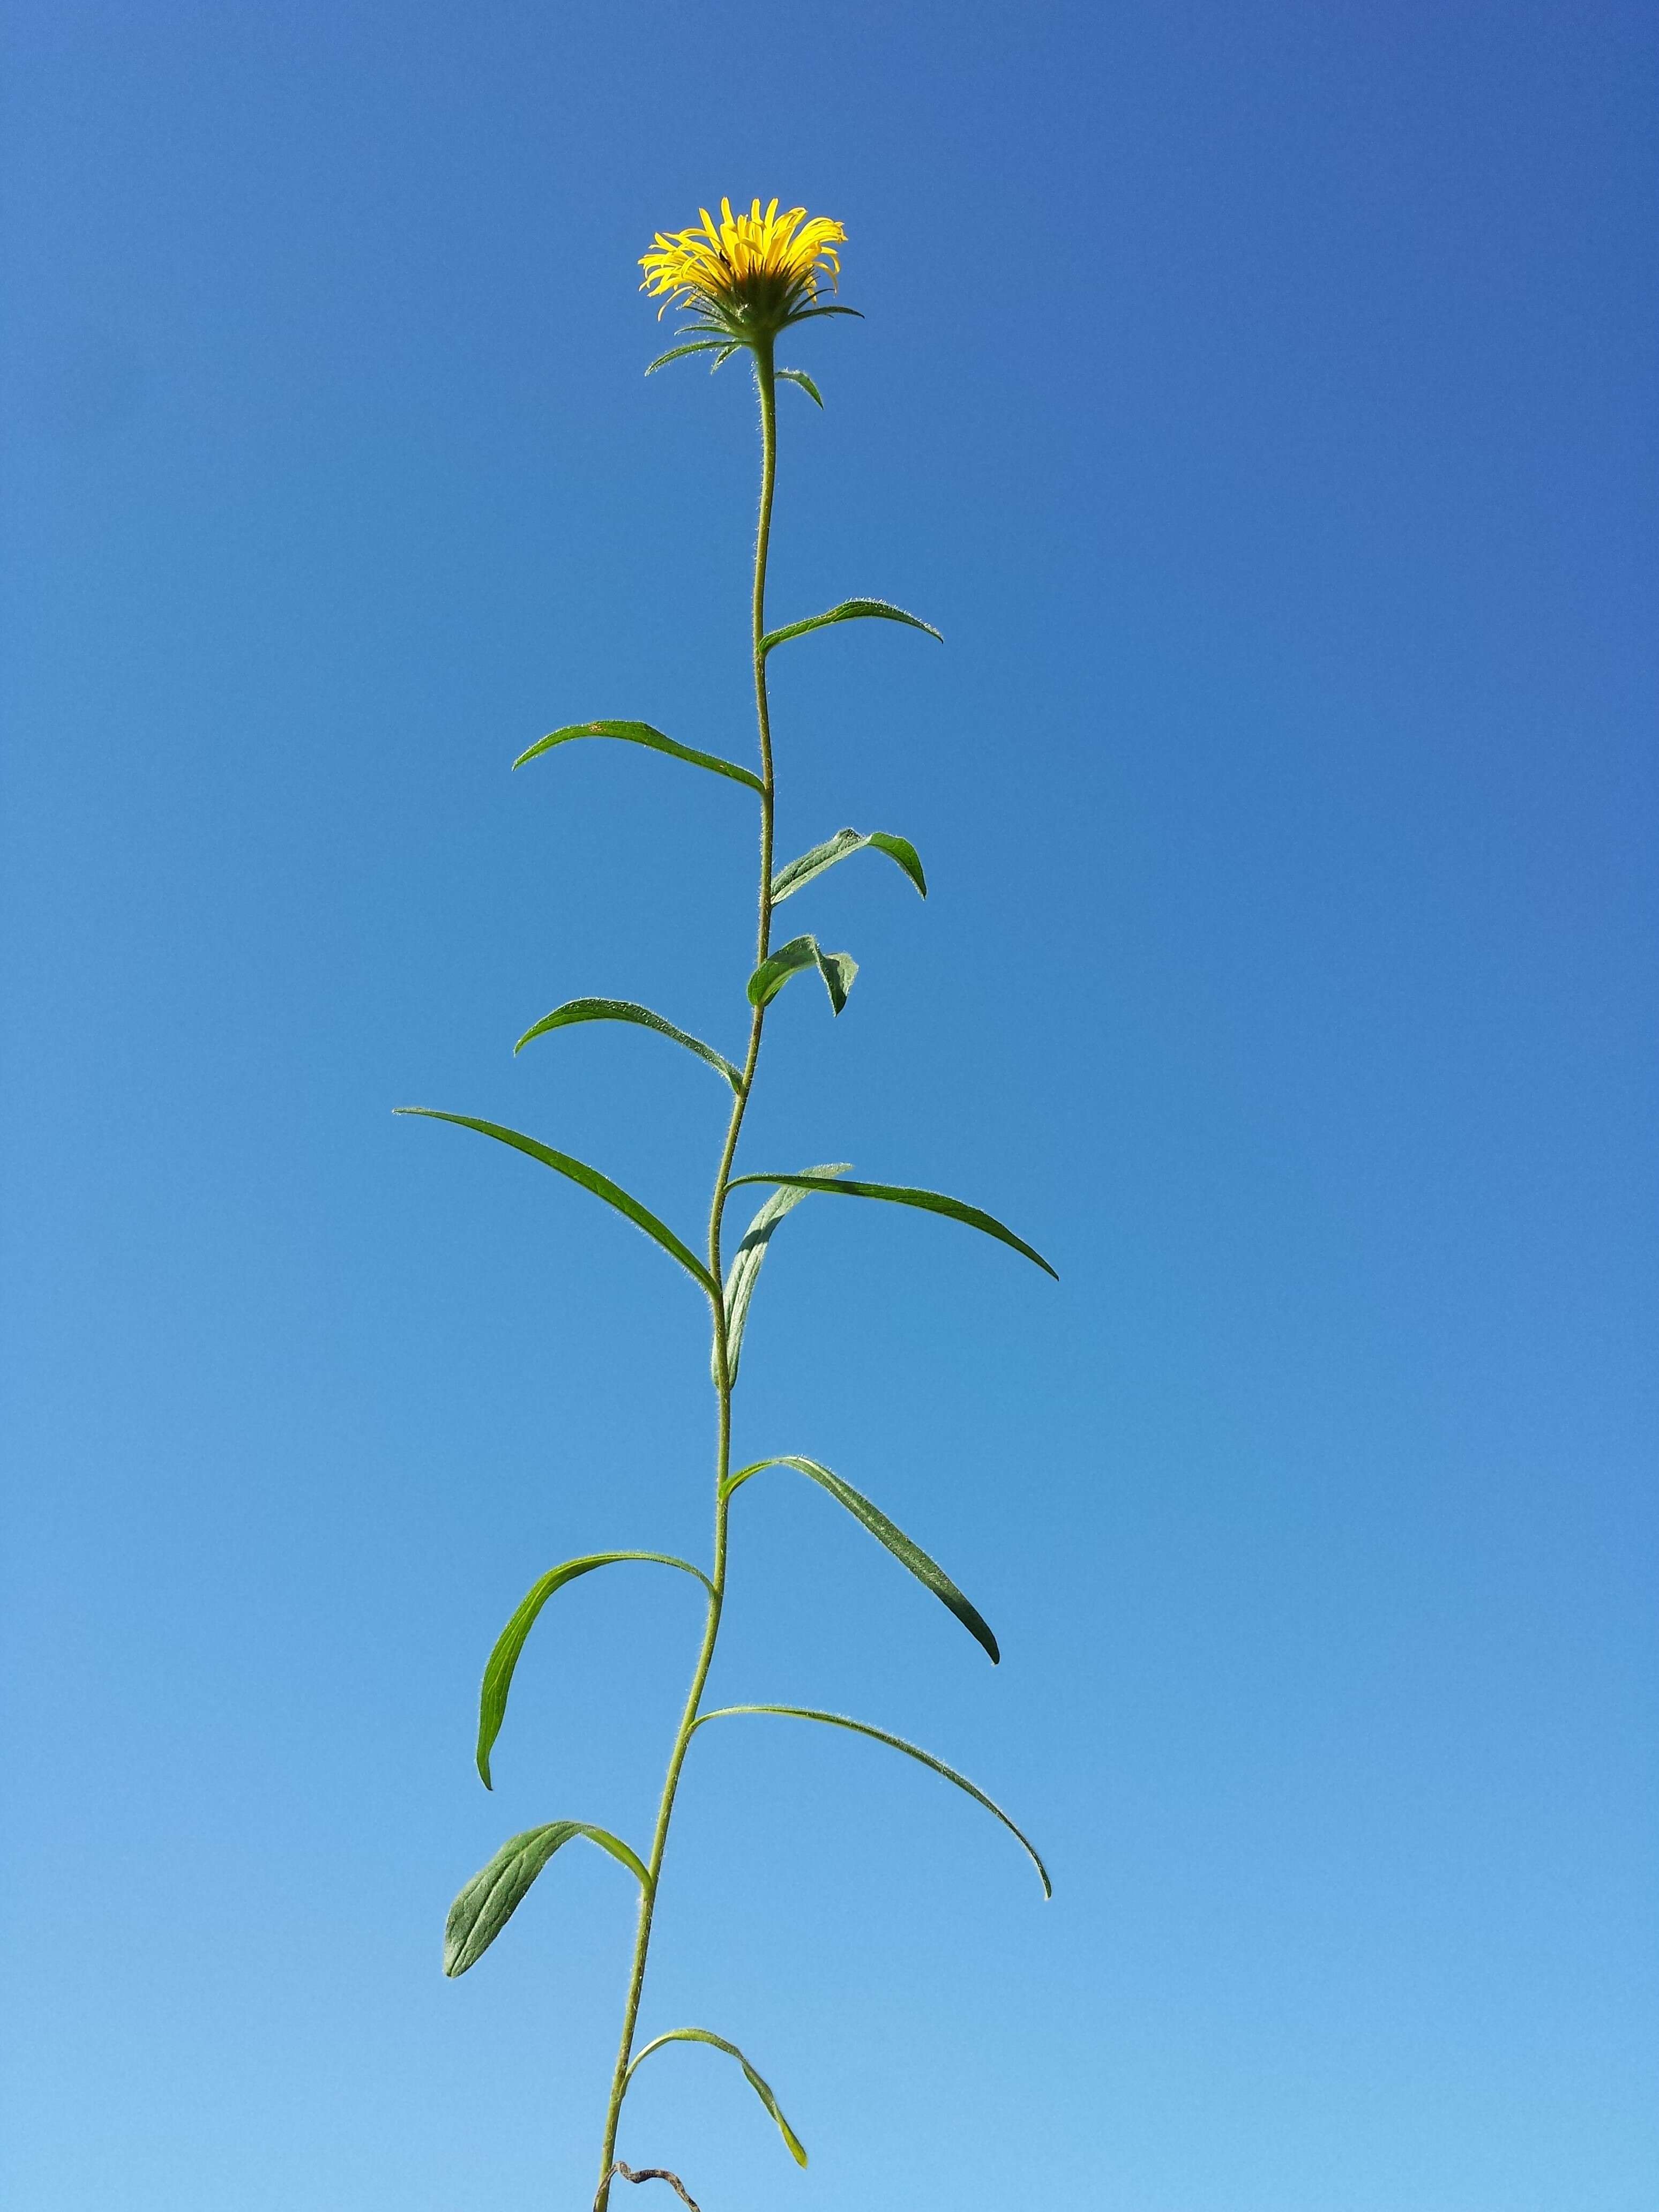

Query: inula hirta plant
[401,197,1055,2211]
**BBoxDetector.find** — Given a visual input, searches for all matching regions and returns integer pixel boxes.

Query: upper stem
[592,335,779,2212]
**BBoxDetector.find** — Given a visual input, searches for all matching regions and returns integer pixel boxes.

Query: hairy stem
[594,334,780,2208]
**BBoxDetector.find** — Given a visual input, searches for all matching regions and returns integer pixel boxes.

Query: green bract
[400,268,1053,2212]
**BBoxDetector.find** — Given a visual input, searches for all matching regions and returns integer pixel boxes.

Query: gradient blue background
[3,4,1655,2207]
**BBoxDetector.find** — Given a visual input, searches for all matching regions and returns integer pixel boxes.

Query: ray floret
[640,196,849,348]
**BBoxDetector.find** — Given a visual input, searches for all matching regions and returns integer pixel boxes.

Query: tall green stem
[593,334,780,2210]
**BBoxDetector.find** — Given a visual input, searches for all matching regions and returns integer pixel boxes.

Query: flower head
[640,198,848,350]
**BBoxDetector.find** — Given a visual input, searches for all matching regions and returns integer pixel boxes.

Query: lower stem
[592,1485,728,2206]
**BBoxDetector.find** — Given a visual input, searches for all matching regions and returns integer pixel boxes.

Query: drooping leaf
[724,1170,1056,1278]
[815,949,857,1011]
[775,367,823,407]
[722,1458,999,1663]
[512,720,763,794]
[746,935,857,1015]
[693,1706,1051,1896]
[395,1109,717,1294]
[759,599,941,656]
[715,1164,852,1386]
[625,2028,806,2166]
[771,827,926,905]
[513,999,744,1094]
[444,1822,650,1977]
[478,1553,713,1788]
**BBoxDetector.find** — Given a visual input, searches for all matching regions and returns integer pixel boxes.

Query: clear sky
[3,4,1655,2209]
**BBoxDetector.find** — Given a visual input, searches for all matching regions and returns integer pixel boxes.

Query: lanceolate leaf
[775,367,823,407]
[444,1823,650,1977]
[723,1456,999,1663]
[746,935,857,1015]
[693,1707,1051,1897]
[625,2028,806,2167]
[725,1171,1056,1279]
[652,322,744,374]
[477,1553,713,1788]
[512,720,763,794]
[771,827,927,905]
[759,599,942,656]
[645,341,726,375]
[395,1109,717,1295]
[716,1165,851,1387]
[514,998,744,1094]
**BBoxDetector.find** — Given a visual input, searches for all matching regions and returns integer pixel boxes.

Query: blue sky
[3,3,1654,2208]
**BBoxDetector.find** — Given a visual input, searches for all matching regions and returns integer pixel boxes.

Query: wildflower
[640,198,850,353]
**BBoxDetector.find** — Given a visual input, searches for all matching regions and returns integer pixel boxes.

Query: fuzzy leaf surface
[477,1553,712,1788]
[625,2028,806,2166]
[512,720,762,793]
[724,1456,999,1662]
[724,1170,1055,1277]
[715,1164,852,1386]
[772,827,926,905]
[746,935,857,1015]
[444,1823,649,1976]
[645,341,725,374]
[513,998,744,1093]
[693,1706,1051,1896]
[396,1109,716,1293]
[759,599,941,656]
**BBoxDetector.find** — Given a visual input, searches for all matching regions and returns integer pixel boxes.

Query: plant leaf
[395,1109,718,1295]
[723,1457,998,1663]
[513,998,744,1094]
[444,1822,651,1976]
[724,1171,1055,1279]
[746,935,857,1015]
[759,599,941,656]
[625,2028,806,2166]
[645,341,726,375]
[815,949,858,1011]
[715,1164,852,1386]
[478,1553,713,1788]
[771,827,927,905]
[512,720,763,794]
[775,367,823,407]
[693,1707,1050,1896]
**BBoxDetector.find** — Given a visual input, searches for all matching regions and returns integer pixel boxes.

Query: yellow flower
[640,197,849,350]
